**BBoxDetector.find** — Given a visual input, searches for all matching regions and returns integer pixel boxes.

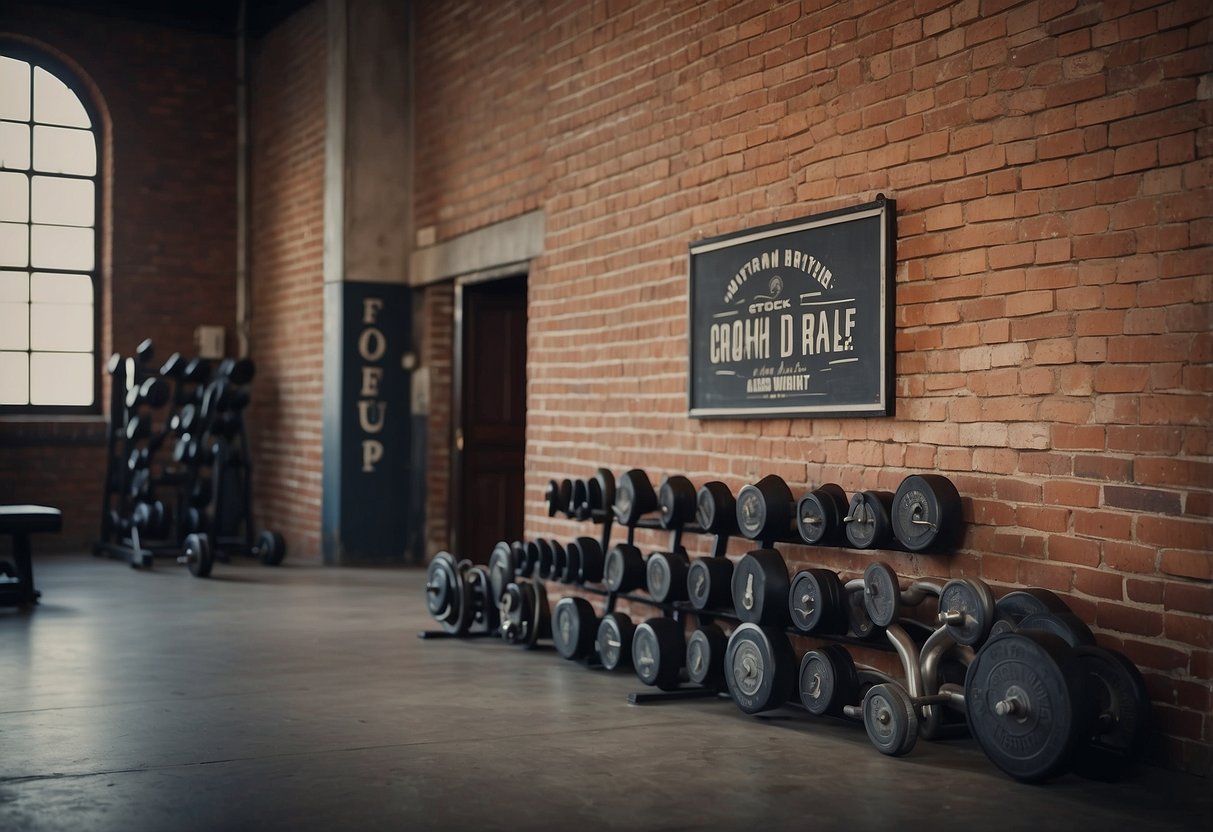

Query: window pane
[0,122,32,170]
[0,221,28,267]
[0,171,28,222]
[31,176,93,226]
[31,272,91,304]
[31,301,92,351]
[30,224,93,270]
[0,270,27,301]
[0,58,31,121]
[30,351,92,405]
[33,67,90,128]
[0,302,29,349]
[0,351,30,404]
[32,125,95,175]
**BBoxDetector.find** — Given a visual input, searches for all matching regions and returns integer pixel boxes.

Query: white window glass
[0,302,29,349]
[30,301,92,351]
[30,224,93,270]
[30,351,92,405]
[32,125,95,175]
[0,57,31,121]
[0,270,27,301]
[0,122,31,170]
[0,171,29,222]
[0,221,28,267]
[31,176,93,226]
[33,67,90,128]
[31,272,91,303]
[0,351,30,404]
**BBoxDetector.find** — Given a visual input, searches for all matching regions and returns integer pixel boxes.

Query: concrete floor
[1,556,1209,832]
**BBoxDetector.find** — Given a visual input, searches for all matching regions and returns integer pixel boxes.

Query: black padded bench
[0,505,62,607]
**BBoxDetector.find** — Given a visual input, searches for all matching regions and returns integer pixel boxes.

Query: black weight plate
[488,541,517,603]
[632,617,685,690]
[965,630,1087,782]
[562,540,581,583]
[425,551,458,619]
[257,529,286,566]
[658,475,697,529]
[646,550,690,604]
[844,490,895,549]
[1071,645,1151,782]
[1017,611,1097,648]
[525,580,551,648]
[796,483,847,545]
[695,481,737,536]
[789,568,848,635]
[687,557,734,611]
[735,474,794,541]
[184,532,213,578]
[799,644,859,716]
[939,577,996,646]
[892,474,962,552]
[125,415,151,441]
[468,565,499,632]
[863,683,919,756]
[862,561,901,628]
[139,377,170,409]
[603,543,646,593]
[570,536,605,584]
[846,586,878,639]
[686,624,727,687]
[499,581,533,645]
[535,538,556,580]
[544,480,561,517]
[731,549,791,626]
[550,541,568,581]
[553,596,598,660]
[995,588,1072,623]
[593,468,616,513]
[570,478,590,517]
[520,540,539,578]
[614,469,657,525]
[724,623,796,714]
[596,612,635,671]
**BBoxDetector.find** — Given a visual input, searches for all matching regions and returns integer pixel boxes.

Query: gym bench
[0,505,62,607]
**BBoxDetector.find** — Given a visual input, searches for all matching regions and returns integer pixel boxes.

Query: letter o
[358,327,386,362]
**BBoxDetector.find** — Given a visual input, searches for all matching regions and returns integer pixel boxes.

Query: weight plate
[468,565,500,632]
[593,468,616,513]
[596,612,635,671]
[499,581,533,645]
[544,480,562,517]
[1017,611,1097,649]
[658,475,697,529]
[424,551,458,619]
[724,623,796,714]
[1071,645,1151,782]
[646,550,690,603]
[735,475,794,541]
[535,538,556,580]
[731,549,791,626]
[892,474,962,552]
[687,557,734,611]
[614,469,657,525]
[184,532,213,578]
[570,536,605,584]
[938,578,995,646]
[796,483,848,545]
[520,540,539,578]
[525,580,550,648]
[257,529,286,566]
[863,683,919,756]
[789,568,848,635]
[603,543,646,593]
[686,624,727,687]
[799,644,860,716]
[140,376,170,409]
[862,561,901,628]
[488,541,517,603]
[562,541,581,583]
[553,596,598,661]
[844,490,895,549]
[965,630,1086,782]
[846,586,878,639]
[125,415,151,441]
[995,588,1072,623]
[550,540,568,581]
[695,481,737,535]
[632,617,685,690]
[570,478,590,518]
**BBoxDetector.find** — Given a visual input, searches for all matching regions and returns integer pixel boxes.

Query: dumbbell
[735,474,796,542]
[695,481,738,536]
[595,612,636,671]
[566,536,605,584]
[657,475,697,530]
[731,549,791,626]
[844,490,896,549]
[603,543,646,593]
[645,549,690,604]
[552,596,599,661]
[796,483,848,545]
[613,469,658,526]
[890,474,962,552]
[687,556,734,610]
[686,623,728,688]
[500,579,551,648]
[723,623,796,714]
[632,617,685,691]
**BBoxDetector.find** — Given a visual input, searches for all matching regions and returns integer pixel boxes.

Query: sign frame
[687,196,896,419]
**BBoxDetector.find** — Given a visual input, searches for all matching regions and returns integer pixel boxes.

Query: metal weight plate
[603,543,646,593]
[1017,611,1097,649]
[596,612,635,671]
[535,538,556,580]
[965,630,1087,782]
[844,490,895,549]
[687,557,734,611]
[632,617,685,690]
[525,580,551,648]
[425,551,459,620]
[646,550,690,604]
[862,561,902,628]
[735,475,794,541]
[892,474,962,552]
[799,644,860,716]
[488,541,517,603]
[686,624,728,688]
[553,597,598,661]
[995,588,1072,624]
[184,532,213,578]
[658,475,697,529]
[468,565,500,633]
[789,568,848,635]
[614,469,657,525]
[846,586,878,639]
[1071,645,1151,782]
[862,683,919,756]
[796,483,848,545]
[499,581,533,645]
[570,536,605,584]
[257,529,286,566]
[938,577,996,647]
[695,481,737,536]
[724,623,796,714]
[731,549,791,626]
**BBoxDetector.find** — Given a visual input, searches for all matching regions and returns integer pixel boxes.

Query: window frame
[0,39,103,416]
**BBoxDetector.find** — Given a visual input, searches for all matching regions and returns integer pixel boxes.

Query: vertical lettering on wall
[360,296,386,472]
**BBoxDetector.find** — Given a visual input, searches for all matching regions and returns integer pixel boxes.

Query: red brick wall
[421,282,455,556]
[247,1,327,562]
[0,4,237,551]
[413,0,1212,771]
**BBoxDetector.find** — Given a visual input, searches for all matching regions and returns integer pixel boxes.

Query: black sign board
[688,197,896,419]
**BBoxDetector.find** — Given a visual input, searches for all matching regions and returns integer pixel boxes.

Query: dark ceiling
[33,0,315,37]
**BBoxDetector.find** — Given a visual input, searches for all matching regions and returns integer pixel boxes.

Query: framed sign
[688,196,896,419]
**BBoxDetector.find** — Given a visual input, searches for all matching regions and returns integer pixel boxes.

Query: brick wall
[0,3,237,551]
[247,1,327,562]
[421,282,455,557]
[412,0,1212,771]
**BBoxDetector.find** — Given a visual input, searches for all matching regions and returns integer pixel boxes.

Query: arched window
[0,45,99,411]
